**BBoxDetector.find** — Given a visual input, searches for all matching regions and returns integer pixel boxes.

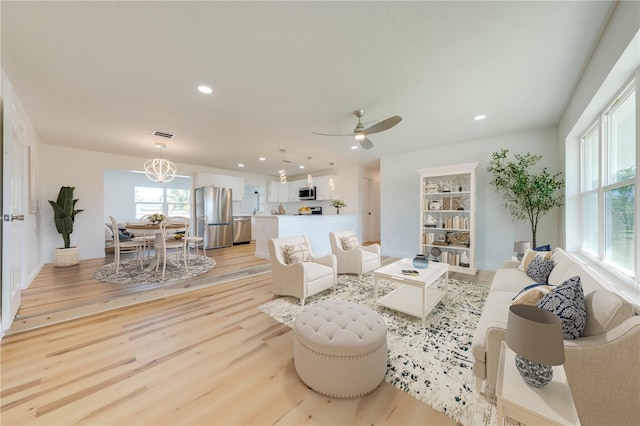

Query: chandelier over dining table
[145,142,177,183]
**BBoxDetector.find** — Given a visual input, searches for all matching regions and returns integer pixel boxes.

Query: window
[580,123,600,256]
[579,79,636,279]
[135,187,191,219]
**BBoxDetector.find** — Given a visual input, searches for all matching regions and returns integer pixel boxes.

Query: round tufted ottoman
[293,299,388,398]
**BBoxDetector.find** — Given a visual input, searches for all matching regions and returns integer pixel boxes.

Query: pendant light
[145,143,177,183]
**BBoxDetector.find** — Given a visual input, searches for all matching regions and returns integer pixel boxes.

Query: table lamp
[506,305,564,387]
[513,241,531,261]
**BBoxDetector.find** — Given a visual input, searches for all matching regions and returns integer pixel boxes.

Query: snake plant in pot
[48,186,84,266]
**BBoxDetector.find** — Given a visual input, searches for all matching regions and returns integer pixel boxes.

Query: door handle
[11,214,25,221]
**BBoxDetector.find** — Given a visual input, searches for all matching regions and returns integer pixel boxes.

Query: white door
[2,85,25,333]
[361,177,373,243]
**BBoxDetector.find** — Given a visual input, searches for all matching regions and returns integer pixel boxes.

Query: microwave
[299,187,316,200]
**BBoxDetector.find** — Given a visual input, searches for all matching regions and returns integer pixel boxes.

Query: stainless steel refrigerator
[194,186,233,249]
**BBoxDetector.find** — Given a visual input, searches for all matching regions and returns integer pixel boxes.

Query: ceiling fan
[313,109,402,150]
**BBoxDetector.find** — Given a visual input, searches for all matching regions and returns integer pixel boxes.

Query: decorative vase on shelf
[412,254,429,269]
[336,208,340,215]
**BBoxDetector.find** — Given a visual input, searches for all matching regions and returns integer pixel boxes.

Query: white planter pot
[54,247,79,267]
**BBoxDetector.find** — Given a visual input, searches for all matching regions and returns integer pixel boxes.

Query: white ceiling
[2,1,614,177]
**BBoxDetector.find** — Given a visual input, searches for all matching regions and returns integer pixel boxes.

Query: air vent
[152,130,175,139]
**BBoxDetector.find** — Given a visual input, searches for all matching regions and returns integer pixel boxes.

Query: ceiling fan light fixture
[354,132,366,140]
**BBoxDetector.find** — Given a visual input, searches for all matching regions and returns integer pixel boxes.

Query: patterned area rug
[257,273,496,426]
[94,254,216,284]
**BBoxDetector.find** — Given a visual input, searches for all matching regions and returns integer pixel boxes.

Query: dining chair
[156,216,189,277]
[109,216,143,275]
[132,214,157,259]
[184,215,207,261]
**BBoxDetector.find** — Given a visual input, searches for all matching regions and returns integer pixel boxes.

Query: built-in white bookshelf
[417,163,477,275]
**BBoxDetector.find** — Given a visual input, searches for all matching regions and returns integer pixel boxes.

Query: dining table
[125,222,187,271]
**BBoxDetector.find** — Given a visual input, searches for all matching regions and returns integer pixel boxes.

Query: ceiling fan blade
[359,137,374,150]
[363,115,402,135]
[312,132,354,137]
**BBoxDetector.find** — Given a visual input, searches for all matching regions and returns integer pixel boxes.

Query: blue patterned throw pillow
[526,255,554,283]
[535,276,586,339]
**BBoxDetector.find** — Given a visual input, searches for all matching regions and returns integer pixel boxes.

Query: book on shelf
[444,216,469,230]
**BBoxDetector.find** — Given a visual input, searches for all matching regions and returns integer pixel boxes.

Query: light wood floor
[1,243,494,425]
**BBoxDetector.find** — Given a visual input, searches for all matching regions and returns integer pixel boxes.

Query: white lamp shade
[513,241,531,253]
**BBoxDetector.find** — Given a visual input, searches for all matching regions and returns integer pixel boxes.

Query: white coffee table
[373,258,449,326]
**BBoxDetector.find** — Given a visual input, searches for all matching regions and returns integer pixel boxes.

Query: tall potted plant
[48,186,84,266]
[487,149,564,248]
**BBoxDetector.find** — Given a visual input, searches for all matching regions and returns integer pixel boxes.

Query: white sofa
[471,248,640,425]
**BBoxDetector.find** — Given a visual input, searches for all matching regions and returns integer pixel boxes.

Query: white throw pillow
[341,233,359,251]
[284,242,311,264]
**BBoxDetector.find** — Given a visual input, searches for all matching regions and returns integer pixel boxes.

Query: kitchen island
[254,215,358,259]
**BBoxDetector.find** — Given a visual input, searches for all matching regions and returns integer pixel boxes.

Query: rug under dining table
[94,254,216,284]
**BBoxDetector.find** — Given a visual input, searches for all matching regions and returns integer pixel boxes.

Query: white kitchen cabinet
[193,172,244,201]
[210,174,226,188]
[194,172,215,187]
[315,175,338,200]
[289,179,306,201]
[225,175,245,201]
[268,181,290,203]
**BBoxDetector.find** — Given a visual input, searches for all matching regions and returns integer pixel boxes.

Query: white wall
[380,126,561,270]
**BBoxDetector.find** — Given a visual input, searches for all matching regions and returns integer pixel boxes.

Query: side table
[496,341,581,425]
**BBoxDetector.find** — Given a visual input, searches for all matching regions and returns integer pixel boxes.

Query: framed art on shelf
[29,146,38,213]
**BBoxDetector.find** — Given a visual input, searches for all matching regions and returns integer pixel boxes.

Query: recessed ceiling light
[238,163,245,167]
[473,114,487,121]
[299,165,305,169]
[154,142,166,149]
[259,157,266,161]
[197,85,213,94]
[351,145,359,150]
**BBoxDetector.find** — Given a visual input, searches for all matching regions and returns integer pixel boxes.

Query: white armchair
[329,230,381,278]
[268,235,337,306]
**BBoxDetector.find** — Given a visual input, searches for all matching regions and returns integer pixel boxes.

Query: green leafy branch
[487,149,564,247]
